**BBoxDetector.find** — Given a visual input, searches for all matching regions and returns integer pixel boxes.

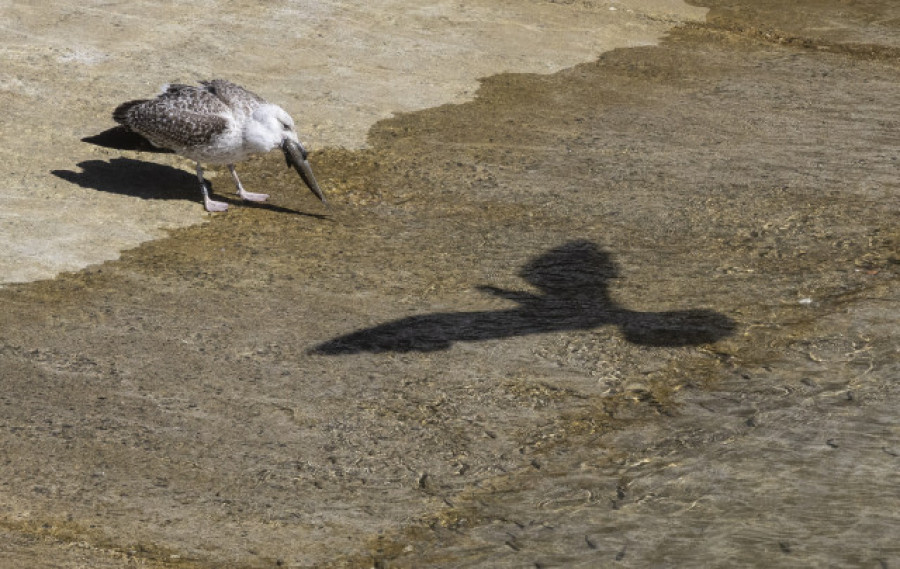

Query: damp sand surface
[0,0,899,567]
[0,0,703,285]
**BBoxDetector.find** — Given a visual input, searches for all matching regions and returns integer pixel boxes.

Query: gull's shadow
[313,240,736,354]
[52,157,199,201]
[81,125,175,154]
[55,130,330,218]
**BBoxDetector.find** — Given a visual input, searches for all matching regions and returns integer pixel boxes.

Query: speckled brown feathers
[113,84,232,150]
[200,79,266,119]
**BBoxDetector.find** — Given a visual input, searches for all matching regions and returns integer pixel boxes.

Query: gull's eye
[281,122,290,131]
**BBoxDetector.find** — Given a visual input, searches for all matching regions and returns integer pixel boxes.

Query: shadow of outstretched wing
[313,240,735,354]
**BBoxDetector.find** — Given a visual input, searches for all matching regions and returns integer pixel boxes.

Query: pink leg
[197,164,228,212]
[230,164,269,202]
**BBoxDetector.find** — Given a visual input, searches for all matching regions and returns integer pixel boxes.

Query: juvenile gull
[113,80,326,212]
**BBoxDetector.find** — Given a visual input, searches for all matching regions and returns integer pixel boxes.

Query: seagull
[113,79,326,212]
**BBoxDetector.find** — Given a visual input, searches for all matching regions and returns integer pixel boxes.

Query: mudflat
[0,0,897,567]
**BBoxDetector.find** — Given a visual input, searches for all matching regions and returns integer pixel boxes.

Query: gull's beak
[283,139,327,204]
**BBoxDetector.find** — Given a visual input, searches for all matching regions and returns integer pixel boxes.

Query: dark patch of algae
[319,4,899,568]
[1,0,898,566]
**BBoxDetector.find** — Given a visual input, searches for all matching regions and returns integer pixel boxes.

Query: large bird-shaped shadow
[313,240,735,354]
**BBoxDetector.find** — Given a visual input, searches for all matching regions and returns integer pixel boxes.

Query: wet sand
[0,0,703,285]
[0,0,898,567]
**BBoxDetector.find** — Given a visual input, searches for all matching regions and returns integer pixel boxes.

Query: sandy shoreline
[0,0,705,286]
[0,0,898,567]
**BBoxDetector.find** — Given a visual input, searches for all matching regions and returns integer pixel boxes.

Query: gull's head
[245,103,327,204]
[245,104,299,152]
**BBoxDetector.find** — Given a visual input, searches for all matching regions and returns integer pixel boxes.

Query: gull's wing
[200,79,267,118]
[113,85,231,150]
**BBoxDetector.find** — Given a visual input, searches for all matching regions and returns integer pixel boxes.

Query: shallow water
[0,1,898,567]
